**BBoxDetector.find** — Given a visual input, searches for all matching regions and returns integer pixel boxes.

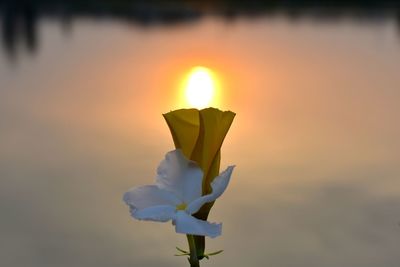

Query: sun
[184,66,217,109]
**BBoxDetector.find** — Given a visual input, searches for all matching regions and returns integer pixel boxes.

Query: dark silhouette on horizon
[1,0,400,59]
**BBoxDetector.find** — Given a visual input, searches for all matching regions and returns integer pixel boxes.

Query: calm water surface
[1,15,400,267]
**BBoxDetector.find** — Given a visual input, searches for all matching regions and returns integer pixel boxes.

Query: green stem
[186,235,200,267]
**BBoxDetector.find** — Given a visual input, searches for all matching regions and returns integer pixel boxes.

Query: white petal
[174,211,221,238]
[156,150,203,204]
[131,205,176,222]
[186,165,235,214]
[208,165,235,199]
[123,185,181,210]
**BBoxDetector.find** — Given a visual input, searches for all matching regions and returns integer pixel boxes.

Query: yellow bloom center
[176,203,187,211]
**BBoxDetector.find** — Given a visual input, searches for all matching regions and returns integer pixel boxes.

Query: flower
[123,149,234,238]
[163,108,235,254]
[163,108,235,215]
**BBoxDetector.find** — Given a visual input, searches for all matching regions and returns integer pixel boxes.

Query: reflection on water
[1,0,400,60]
[1,2,400,267]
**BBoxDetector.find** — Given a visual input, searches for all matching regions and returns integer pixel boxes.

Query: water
[1,8,400,267]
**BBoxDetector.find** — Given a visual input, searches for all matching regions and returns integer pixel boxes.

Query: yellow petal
[163,109,200,158]
[191,108,235,194]
[164,108,235,191]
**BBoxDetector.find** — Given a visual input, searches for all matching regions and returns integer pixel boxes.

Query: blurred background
[1,1,400,267]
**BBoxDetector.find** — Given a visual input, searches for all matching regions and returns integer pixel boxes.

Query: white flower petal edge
[132,205,177,222]
[123,149,235,238]
[123,185,181,209]
[186,165,235,215]
[174,211,222,238]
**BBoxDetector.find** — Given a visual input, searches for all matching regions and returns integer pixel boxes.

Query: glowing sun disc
[185,66,215,109]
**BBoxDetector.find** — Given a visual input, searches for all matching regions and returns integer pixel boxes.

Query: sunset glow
[185,66,216,109]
